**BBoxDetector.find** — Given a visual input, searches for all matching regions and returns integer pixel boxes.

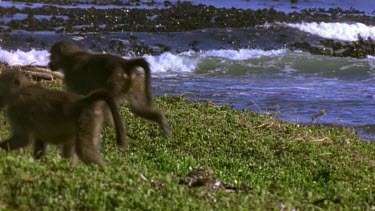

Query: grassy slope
[0,81,374,210]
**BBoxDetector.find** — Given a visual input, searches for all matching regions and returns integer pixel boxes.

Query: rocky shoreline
[1,1,375,58]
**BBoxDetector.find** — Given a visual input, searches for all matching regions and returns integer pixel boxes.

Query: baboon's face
[0,70,27,107]
[48,41,82,71]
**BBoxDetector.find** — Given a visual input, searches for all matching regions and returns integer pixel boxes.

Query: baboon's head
[0,69,30,107]
[48,40,81,71]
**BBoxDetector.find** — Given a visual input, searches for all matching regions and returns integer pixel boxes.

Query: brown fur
[0,69,126,165]
[48,41,171,148]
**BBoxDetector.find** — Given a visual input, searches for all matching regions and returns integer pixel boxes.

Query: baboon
[0,69,126,165]
[48,41,171,149]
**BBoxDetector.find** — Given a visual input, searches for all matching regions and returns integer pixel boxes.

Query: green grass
[0,83,374,210]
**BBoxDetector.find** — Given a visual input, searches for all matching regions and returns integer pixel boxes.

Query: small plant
[0,65,374,210]
[310,109,327,123]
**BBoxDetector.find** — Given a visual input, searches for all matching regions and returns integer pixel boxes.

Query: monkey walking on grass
[49,41,171,150]
[0,69,126,165]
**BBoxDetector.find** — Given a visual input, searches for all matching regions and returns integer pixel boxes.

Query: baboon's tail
[81,90,127,149]
[122,58,153,105]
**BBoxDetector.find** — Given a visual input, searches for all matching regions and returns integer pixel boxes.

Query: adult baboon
[48,41,171,147]
[0,69,126,165]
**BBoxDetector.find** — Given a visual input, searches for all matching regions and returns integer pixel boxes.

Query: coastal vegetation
[0,67,374,210]
[1,1,374,209]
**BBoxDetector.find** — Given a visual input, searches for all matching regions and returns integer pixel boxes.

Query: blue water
[150,51,375,140]
[1,0,375,140]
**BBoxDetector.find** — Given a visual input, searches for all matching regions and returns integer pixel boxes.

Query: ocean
[0,0,374,140]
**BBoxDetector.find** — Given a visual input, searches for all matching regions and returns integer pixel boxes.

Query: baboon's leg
[62,143,78,165]
[102,99,124,126]
[102,103,115,128]
[33,139,47,159]
[92,101,105,149]
[102,99,128,149]
[0,127,33,151]
[75,105,106,166]
[75,144,105,165]
[129,103,171,135]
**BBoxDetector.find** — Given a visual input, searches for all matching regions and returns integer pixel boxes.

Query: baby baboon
[48,41,171,146]
[0,69,126,165]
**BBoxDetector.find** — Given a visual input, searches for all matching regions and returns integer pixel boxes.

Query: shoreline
[0,63,373,142]
[1,1,374,141]
[1,2,375,58]
[0,2,374,209]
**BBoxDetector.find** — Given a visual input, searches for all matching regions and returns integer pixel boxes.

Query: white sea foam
[0,48,50,66]
[0,48,287,73]
[147,49,286,72]
[144,52,198,73]
[284,22,375,41]
[192,49,286,60]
